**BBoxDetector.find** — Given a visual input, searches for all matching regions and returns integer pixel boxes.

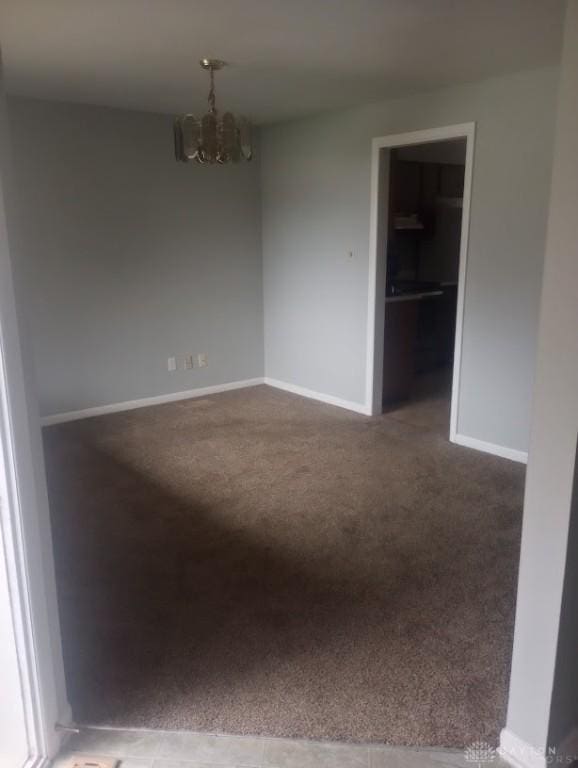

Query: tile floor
[51,727,505,768]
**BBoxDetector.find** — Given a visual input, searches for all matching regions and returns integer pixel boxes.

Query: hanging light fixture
[174,59,253,164]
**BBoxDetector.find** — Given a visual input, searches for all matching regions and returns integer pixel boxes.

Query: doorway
[366,124,475,441]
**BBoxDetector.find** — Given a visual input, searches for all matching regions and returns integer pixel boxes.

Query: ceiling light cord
[208,66,216,114]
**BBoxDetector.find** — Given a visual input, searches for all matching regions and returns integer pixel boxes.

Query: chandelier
[174,59,253,164]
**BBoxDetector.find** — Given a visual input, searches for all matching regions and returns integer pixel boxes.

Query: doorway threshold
[52,725,495,768]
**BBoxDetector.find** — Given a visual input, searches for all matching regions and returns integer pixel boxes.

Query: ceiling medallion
[174,59,253,165]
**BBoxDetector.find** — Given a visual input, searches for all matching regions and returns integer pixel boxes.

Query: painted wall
[6,97,264,417]
[261,66,558,454]
[505,2,578,754]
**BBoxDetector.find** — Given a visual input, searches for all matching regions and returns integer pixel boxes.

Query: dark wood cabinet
[382,299,419,405]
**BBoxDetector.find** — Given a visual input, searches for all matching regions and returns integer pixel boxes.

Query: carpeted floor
[384,366,453,435]
[43,384,524,747]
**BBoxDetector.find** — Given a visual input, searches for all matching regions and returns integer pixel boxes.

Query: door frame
[0,319,46,768]
[0,64,69,767]
[365,122,476,441]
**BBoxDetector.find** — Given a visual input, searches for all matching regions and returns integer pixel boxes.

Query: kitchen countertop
[386,290,443,304]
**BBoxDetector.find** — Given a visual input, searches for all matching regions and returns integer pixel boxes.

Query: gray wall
[6,97,264,416]
[506,2,578,751]
[261,66,558,453]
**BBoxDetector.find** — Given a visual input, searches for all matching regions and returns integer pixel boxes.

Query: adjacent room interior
[0,0,568,760]
[381,138,466,435]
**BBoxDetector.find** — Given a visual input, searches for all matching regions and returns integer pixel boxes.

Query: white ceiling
[0,0,565,125]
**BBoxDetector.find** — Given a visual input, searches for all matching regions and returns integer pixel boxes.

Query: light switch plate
[197,352,208,368]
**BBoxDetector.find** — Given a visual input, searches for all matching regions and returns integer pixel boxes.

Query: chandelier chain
[208,67,216,114]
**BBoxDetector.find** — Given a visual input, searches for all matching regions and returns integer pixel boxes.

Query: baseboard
[21,756,51,768]
[40,378,265,426]
[264,377,371,415]
[500,726,578,768]
[52,700,75,754]
[499,728,548,768]
[453,433,528,464]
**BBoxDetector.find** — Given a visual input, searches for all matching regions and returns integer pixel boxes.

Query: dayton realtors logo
[464,741,497,767]
[464,741,576,766]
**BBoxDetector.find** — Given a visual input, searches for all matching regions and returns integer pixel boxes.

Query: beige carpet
[43,385,524,747]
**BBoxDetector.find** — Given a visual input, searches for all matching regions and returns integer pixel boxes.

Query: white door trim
[0,325,49,768]
[365,122,476,445]
[0,63,68,766]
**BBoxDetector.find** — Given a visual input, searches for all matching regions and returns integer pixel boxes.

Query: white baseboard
[22,756,51,768]
[500,726,578,768]
[264,377,371,415]
[499,728,548,768]
[40,378,265,426]
[52,701,74,755]
[453,433,528,464]
[39,380,532,461]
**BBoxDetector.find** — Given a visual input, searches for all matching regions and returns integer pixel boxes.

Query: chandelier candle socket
[174,59,253,164]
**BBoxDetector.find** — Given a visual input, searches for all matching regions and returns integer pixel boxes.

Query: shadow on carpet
[42,385,525,747]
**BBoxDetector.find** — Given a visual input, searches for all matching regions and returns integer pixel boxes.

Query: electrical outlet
[184,354,194,370]
[167,356,177,372]
[197,352,208,368]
